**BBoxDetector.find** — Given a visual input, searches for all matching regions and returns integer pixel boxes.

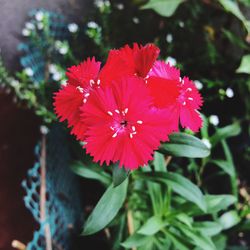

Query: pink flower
[105,43,160,78]
[148,61,203,132]
[54,57,101,140]
[81,76,171,170]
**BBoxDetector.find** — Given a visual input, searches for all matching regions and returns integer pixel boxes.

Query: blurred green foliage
[0,1,250,249]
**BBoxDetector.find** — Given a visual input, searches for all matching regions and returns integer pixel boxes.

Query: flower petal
[66,57,101,87]
[53,85,86,140]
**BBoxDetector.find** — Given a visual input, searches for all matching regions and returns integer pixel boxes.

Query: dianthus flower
[81,77,171,170]
[106,43,160,78]
[54,56,131,140]
[148,61,203,132]
[54,43,204,170]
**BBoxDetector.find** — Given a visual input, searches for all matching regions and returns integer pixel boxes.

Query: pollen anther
[137,120,143,124]
[76,86,84,93]
[107,111,113,116]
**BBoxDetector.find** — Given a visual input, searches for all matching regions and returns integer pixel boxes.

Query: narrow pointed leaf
[160,133,210,158]
[71,162,111,186]
[82,178,128,235]
[137,172,207,212]
[113,164,129,187]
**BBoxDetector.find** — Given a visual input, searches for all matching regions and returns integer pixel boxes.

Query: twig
[127,210,136,250]
[40,135,52,250]
[11,240,26,250]
[165,156,172,167]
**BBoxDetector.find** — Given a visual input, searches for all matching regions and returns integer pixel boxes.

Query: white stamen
[145,80,148,84]
[107,111,113,116]
[97,79,101,85]
[115,109,120,114]
[187,88,192,91]
[112,132,118,138]
[132,126,136,131]
[84,93,90,97]
[83,98,87,103]
[124,108,128,114]
[122,111,125,116]
[137,120,143,124]
[130,133,133,139]
[179,77,182,82]
[182,101,186,105]
[90,79,95,85]
[188,97,193,101]
[110,126,115,131]
[76,86,84,92]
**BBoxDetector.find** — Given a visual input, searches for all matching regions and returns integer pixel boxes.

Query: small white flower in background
[55,41,69,55]
[202,138,212,149]
[35,11,44,21]
[40,125,49,135]
[166,33,173,43]
[116,3,124,10]
[55,40,62,49]
[94,0,105,8]
[48,64,57,74]
[59,46,68,55]
[166,56,176,66]
[61,80,67,86]
[25,22,35,30]
[209,115,219,126]
[194,80,203,90]
[37,22,44,30]
[68,23,79,33]
[87,21,99,29]
[132,17,140,24]
[52,72,63,81]
[22,28,31,37]
[225,87,234,98]
[10,80,20,88]
[24,67,34,77]
[179,21,185,28]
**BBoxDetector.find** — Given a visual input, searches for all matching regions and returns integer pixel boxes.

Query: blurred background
[0,0,250,249]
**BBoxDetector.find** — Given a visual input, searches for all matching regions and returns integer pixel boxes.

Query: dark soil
[0,92,40,249]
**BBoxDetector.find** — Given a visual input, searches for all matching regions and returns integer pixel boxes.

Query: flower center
[120,120,128,127]
[107,108,143,139]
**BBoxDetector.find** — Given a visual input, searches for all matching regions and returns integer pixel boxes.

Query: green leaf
[71,162,111,186]
[218,0,250,34]
[222,29,249,50]
[179,226,216,250]
[219,0,245,20]
[212,234,227,250]
[112,164,129,187]
[165,231,190,250]
[82,178,128,235]
[205,195,237,214]
[236,54,250,74]
[194,221,223,236]
[153,151,166,172]
[211,159,235,177]
[210,123,241,146]
[176,213,193,228]
[219,210,241,230]
[121,233,153,248]
[141,0,185,17]
[137,172,207,212]
[138,216,165,235]
[160,133,210,158]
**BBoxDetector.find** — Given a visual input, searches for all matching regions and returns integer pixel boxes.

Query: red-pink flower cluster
[54,43,203,170]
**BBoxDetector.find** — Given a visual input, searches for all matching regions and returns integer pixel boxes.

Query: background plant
[0,1,250,249]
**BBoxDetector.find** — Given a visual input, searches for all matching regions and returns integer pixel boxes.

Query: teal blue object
[22,125,83,250]
[18,9,69,84]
